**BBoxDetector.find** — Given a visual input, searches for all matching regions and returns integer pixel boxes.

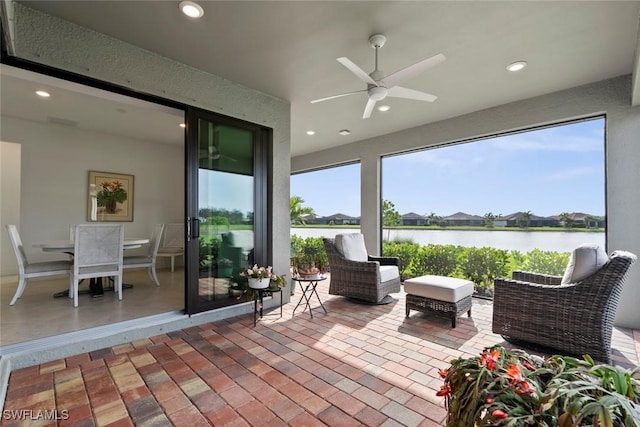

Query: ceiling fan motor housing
[368,85,388,101]
[368,34,387,49]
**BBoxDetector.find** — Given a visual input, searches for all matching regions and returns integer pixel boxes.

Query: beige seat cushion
[561,243,608,285]
[379,265,400,282]
[335,233,368,262]
[404,275,474,303]
[226,230,254,251]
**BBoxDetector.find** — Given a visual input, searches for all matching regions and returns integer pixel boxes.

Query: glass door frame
[185,107,272,315]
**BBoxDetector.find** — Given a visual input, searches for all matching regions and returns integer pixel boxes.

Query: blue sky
[291,118,605,218]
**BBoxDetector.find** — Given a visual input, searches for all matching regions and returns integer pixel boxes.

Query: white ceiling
[0,65,185,145]
[6,1,640,156]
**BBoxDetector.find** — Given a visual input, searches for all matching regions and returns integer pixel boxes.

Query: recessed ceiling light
[377,105,391,112]
[506,61,527,72]
[179,123,186,128]
[306,130,315,136]
[338,129,351,136]
[180,1,204,18]
[35,90,50,97]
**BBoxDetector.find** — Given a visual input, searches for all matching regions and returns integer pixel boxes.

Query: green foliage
[207,216,229,226]
[441,346,640,427]
[382,200,402,241]
[460,247,509,290]
[519,248,570,275]
[199,207,247,225]
[508,250,527,272]
[290,234,304,257]
[290,195,315,225]
[199,237,214,268]
[383,241,420,277]
[560,212,576,229]
[407,244,461,277]
[290,235,328,272]
[483,212,496,228]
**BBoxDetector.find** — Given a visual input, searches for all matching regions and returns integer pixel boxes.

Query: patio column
[360,152,381,255]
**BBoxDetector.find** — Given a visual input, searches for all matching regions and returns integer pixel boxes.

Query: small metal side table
[253,287,283,327]
[292,276,328,319]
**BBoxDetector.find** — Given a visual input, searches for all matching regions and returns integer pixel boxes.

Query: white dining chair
[123,224,165,286]
[5,224,73,306]
[156,223,184,272]
[70,224,124,307]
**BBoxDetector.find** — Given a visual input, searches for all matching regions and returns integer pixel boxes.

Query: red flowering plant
[439,345,640,426]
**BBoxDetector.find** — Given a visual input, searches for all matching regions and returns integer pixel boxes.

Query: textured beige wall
[0,142,21,276]
[293,76,640,328]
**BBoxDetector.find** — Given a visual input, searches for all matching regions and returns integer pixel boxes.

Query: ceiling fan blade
[363,98,376,119]
[383,53,446,88]
[337,57,378,86]
[387,86,437,102]
[310,89,366,104]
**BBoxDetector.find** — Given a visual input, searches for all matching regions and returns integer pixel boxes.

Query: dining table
[33,237,149,298]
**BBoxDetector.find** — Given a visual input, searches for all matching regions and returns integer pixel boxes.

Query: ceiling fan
[311,34,445,119]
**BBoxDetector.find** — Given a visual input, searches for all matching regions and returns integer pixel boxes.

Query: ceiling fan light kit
[179,1,204,18]
[311,33,445,119]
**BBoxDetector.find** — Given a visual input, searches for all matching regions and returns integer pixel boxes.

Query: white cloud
[544,167,598,181]
[489,131,602,153]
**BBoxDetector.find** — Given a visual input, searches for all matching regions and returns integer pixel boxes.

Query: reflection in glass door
[186,109,269,314]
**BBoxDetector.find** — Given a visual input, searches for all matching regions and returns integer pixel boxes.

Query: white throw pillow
[561,243,608,285]
[335,233,368,262]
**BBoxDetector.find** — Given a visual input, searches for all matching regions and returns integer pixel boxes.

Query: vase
[248,277,268,289]
[105,199,117,214]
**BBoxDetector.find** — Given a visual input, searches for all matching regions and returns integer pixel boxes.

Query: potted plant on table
[291,237,328,280]
[241,264,274,289]
[438,345,640,426]
[229,265,288,299]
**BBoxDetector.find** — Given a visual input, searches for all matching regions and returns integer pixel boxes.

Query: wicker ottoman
[405,275,474,327]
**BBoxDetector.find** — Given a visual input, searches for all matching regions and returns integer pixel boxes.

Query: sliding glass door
[185,108,270,314]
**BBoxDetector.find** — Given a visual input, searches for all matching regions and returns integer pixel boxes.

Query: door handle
[192,217,200,238]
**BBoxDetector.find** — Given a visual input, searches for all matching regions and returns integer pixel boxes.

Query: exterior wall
[293,76,640,329]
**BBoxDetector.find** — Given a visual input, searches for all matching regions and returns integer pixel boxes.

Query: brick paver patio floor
[3,279,639,426]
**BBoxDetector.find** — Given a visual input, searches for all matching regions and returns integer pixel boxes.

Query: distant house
[400,212,427,226]
[301,213,320,225]
[316,213,360,225]
[494,215,508,227]
[500,212,559,227]
[443,212,484,226]
[550,212,605,228]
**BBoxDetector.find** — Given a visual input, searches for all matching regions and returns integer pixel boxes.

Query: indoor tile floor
[0,267,185,346]
[3,279,639,427]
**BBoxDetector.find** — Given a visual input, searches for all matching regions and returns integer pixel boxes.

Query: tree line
[292,196,603,230]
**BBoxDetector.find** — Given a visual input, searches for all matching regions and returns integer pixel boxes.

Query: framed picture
[87,171,134,222]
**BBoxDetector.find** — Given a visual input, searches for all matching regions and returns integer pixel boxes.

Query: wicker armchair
[492,250,637,363]
[323,235,401,304]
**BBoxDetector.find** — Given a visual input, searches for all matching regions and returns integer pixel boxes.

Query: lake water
[291,228,605,253]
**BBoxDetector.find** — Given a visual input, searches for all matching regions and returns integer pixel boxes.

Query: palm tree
[518,211,532,228]
[584,214,601,229]
[427,212,439,226]
[559,212,575,229]
[484,212,495,228]
[290,196,315,225]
